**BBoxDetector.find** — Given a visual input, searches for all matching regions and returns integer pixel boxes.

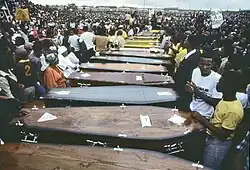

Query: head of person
[82,25,88,32]
[33,40,43,57]
[58,46,68,57]
[14,48,28,63]
[45,53,59,67]
[199,50,213,76]
[187,35,200,49]
[117,30,123,37]
[15,37,25,46]
[216,71,240,95]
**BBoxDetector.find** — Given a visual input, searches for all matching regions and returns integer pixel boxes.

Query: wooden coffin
[100,50,171,59]
[68,72,174,87]
[125,39,159,44]
[0,143,212,170]
[80,63,167,74]
[90,56,171,65]
[11,106,201,155]
[40,86,178,107]
[124,44,159,49]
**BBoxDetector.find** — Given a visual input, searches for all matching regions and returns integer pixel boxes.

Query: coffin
[68,72,174,87]
[40,86,178,107]
[90,56,171,65]
[80,63,168,74]
[0,143,212,170]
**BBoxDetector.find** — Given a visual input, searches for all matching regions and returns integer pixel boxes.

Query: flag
[15,8,30,21]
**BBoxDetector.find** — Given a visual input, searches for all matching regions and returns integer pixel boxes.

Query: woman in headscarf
[43,53,67,89]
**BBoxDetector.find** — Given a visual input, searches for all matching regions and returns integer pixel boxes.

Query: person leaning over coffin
[43,53,67,89]
[185,50,248,119]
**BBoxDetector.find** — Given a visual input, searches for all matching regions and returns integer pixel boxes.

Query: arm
[194,88,221,107]
[192,112,234,140]
[186,81,220,107]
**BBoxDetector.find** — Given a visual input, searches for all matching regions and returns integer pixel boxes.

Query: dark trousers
[80,48,95,63]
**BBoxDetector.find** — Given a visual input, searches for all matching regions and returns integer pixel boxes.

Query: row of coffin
[0,36,211,169]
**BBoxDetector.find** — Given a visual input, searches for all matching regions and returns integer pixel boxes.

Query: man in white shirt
[68,29,80,58]
[186,51,248,118]
[79,25,96,63]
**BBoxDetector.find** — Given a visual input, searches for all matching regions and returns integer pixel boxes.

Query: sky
[30,0,250,10]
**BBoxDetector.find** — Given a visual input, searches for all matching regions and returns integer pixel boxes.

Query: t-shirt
[79,32,95,50]
[208,99,244,140]
[68,34,80,51]
[190,68,221,117]
[14,59,37,87]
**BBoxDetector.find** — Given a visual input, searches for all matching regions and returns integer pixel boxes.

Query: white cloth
[109,36,125,49]
[160,36,171,49]
[40,54,49,72]
[236,92,248,108]
[68,35,80,51]
[190,68,222,117]
[128,29,134,36]
[184,49,197,59]
[79,32,95,50]
[58,54,76,71]
[66,52,79,66]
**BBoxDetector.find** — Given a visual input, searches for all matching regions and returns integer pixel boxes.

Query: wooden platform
[0,143,212,170]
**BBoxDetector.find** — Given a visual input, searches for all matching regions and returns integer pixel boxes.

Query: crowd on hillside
[0,1,250,170]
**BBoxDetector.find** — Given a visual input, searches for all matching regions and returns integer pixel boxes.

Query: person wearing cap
[13,48,36,103]
[115,25,127,40]
[43,53,67,89]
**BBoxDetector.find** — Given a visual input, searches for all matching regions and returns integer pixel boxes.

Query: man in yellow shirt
[190,71,244,170]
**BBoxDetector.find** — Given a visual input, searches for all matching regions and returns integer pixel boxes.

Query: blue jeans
[204,136,231,170]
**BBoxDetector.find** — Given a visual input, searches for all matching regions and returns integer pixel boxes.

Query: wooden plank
[80,63,167,74]
[17,106,186,139]
[124,44,159,49]
[0,143,212,170]
[68,72,174,87]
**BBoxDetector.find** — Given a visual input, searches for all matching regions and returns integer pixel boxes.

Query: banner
[15,8,30,21]
[211,10,223,29]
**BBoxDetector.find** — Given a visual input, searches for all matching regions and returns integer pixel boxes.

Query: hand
[18,84,25,88]
[18,109,30,117]
[185,81,196,94]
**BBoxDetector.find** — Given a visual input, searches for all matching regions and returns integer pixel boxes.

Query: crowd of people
[0,0,250,170]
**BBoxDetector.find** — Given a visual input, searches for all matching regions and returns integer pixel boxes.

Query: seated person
[109,30,125,50]
[57,46,79,77]
[13,48,36,103]
[43,53,67,89]
[191,71,244,170]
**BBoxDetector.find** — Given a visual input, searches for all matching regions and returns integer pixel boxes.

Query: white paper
[140,115,152,127]
[38,112,58,122]
[157,92,172,96]
[54,91,70,95]
[0,138,4,145]
[81,73,91,78]
[136,76,143,81]
[168,114,186,126]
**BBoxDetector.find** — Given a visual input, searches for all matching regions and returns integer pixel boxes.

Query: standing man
[68,28,80,59]
[79,25,96,63]
[191,71,244,170]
